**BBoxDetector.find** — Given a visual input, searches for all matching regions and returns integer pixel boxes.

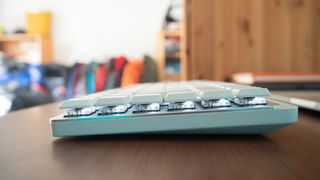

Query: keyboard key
[187,82,233,100]
[138,83,166,97]
[205,81,270,97]
[230,87,270,98]
[131,93,163,104]
[59,97,97,109]
[198,88,233,100]
[94,94,130,106]
[165,91,198,103]
[117,84,151,94]
[166,82,191,92]
[164,82,198,103]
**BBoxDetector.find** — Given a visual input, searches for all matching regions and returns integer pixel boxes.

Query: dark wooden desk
[0,103,320,180]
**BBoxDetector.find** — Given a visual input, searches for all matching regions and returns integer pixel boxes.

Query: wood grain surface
[0,102,320,180]
[185,0,320,81]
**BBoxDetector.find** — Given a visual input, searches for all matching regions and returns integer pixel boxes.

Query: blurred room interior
[0,0,319,116]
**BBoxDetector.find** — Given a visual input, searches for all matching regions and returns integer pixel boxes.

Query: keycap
[117,83,151,94]
[59,97,97,109]
[165,82,198,102]
[187,82,233,100]
[139,84,166,93]
[131,93,163,104]
[59,89,115,109]
[94,94,130,106]
[230,87,270,97]
[166,82,191,92]
[165,91,198,103]
[204,81,270,98]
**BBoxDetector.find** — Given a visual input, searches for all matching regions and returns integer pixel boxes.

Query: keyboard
[50,80,298,137]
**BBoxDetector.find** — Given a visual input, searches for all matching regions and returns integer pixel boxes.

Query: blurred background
[0,0,319,116]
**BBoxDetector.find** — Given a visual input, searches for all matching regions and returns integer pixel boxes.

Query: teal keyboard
[50,80,298,137]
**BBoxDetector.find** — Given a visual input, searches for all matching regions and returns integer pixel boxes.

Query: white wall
[0,0,171,65]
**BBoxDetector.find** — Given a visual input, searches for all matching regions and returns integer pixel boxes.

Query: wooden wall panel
[220,1,238,78]
[289,0,315,72]
[315,0,320,71]
[185,0,320,81]
[190,0,215,79]
[263,0,291,72]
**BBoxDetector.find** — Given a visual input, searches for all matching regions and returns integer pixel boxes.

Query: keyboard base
[51,99,297,137]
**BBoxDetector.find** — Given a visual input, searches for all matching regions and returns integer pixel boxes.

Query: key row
[60,81,270,109]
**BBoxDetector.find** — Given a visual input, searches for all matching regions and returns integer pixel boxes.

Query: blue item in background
[165,63,180,74]
[87,62,96,94]
[65,66,75,99]
[0,63,45,89]
[28,64,45,84]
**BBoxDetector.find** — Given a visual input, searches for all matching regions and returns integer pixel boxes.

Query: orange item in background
[26,11,51,36]
[121,60,144,87]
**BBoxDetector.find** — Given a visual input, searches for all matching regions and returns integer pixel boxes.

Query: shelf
[164,29,181,38]
[164,72,181,81]
[157,24,186,82]
[0,34,46,42]
[166,52,181,59]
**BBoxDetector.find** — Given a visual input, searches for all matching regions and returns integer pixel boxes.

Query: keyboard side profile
[50,81,298,137]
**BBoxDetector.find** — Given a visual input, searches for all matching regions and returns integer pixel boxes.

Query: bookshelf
[0,34,53,64]
[156,27,187,81]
